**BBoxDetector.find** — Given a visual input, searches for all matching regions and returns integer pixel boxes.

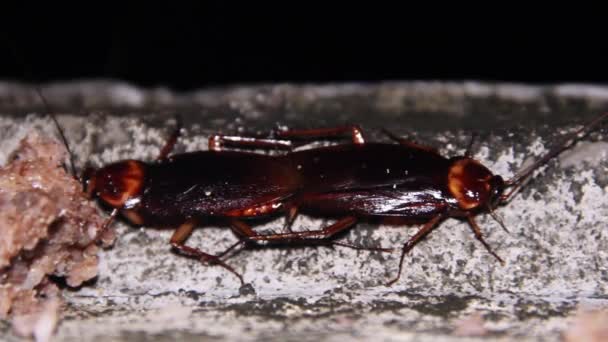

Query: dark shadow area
[1,6,606,90]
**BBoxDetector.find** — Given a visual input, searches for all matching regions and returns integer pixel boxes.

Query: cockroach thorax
[447,157,504,211]
[89,160,146,209]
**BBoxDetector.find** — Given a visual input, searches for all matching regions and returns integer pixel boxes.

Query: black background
[1,5,605,90]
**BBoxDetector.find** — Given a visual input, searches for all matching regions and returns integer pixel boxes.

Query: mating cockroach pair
[75,113,607,286]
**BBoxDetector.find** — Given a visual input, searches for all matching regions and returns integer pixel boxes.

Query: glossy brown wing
[290,143,450,192]
[290,143,457,217]
[137,151,298,223]
[296,183,456,218]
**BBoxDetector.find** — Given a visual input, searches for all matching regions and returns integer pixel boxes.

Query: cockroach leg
[381,128,438,154]
[387,214,444,286]
[228,219,258,239]
[274,125,366,145]
[170,219,244,285]
[229,218,391,252]
[208,134,293,152]
[466,215,504,264]
[157,118,182,161]
[282,205,299,232]
[216,239,247,259]
[91,208,118,245]
[209,125,367,152]
[328,241,394,252]
[236,216,358,242]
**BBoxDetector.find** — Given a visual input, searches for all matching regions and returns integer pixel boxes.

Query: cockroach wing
[297,183,457,218]
[290,143,450,193]
[290,143,458,218]
[137,151,298,223]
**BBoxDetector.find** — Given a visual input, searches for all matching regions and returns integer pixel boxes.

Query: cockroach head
[447,157,505,211]
[85,160,145,209]
[488,174,505,207]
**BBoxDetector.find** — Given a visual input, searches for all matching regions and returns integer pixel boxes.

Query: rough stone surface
[1,81,608,341]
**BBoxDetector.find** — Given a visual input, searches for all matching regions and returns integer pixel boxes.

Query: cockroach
[79,114,607,286]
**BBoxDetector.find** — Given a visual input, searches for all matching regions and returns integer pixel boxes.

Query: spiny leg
[233,216,358,241]
[229,217,392,251]
[90,208,118,246]
[208,125,366,152]
[466,215,505,264]
[274,125,366,145]
[381,128,438,154]
[324,240,393,252]
[208,134,293,152]
[283,205,299,232]
[216,239,248,259]
[229,219,258,239]
[386,214,444,286]
[157,117,182,161]
[170,219,244,285]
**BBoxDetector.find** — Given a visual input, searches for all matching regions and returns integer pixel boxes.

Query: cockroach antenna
[33,86,78,179]
[501,112,608,203]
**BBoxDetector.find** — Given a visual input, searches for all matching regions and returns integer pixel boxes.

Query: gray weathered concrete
[1,81,608,341]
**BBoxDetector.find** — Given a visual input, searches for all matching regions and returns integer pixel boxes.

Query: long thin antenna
[34,87,78,178]
[502,112,608,202]
[487,205,510,234]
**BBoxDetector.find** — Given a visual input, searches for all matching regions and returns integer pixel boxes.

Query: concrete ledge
[1,81,607,341]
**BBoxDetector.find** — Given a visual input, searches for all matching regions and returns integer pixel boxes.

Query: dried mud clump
[0,132,115,339]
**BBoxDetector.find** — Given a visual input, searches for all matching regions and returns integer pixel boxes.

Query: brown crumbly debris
[0,132,115,338]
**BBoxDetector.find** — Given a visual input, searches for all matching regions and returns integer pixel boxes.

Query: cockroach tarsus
[63,114,608,286]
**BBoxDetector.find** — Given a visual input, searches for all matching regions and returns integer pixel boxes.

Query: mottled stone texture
[1,81,607,341]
